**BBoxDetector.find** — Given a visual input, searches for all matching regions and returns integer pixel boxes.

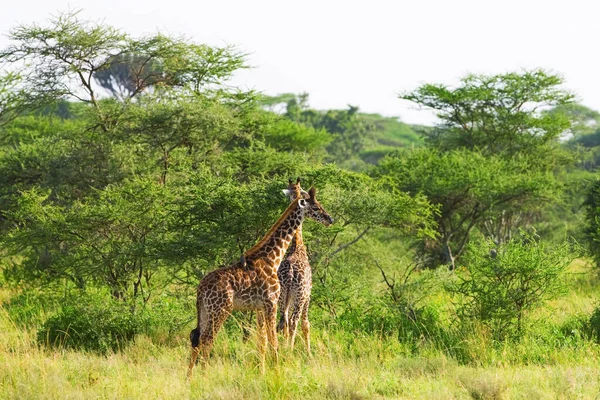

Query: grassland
[2,260,600,399]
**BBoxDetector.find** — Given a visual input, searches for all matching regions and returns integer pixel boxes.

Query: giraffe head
[282,177,309,201]
[283,178,334,227]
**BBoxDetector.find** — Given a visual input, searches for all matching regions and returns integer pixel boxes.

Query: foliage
[376,147,560,268]
[263,93,420,168]
[359,113,422,147]
[113,95,244,183]
[583,178,600,271]
[33,288,193,353]
[3,179,176,300]
[0,11,127,114]
[0,72,55,126]
[450,233,575,340]
[401,69,574,158]
[285,100,376,166]
[0,112,85,147]
[375,260,449,341]
[387,70,577,268]
[0,11,249,132]
[94,36,246,100]
[589,306,600,344]
[5,290,62,327]
[260,117,331,154]
[552,103,600,140]
[38,292,149,352]
[261,93,425,166]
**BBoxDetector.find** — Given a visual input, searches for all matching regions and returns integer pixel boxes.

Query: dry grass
[2,259,600,399]
[2,304,600,400]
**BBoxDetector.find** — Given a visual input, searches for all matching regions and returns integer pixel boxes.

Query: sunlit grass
[1,258,599,399]
[2,304,600,399]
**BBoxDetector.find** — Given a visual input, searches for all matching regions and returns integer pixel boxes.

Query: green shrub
[584,178,600,271]
[38,293,150,353]
[589,306,600,344]
[450,233,574,340]
[37,291,194,352]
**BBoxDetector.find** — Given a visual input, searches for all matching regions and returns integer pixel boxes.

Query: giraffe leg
[187,300,206,379]
[188,326,211,379]
[256,310,267,373]
[264,301,279,363]
[242,311,254,342]
[288,299,303,351]
[189,307,229,378]
[301,299,311,355]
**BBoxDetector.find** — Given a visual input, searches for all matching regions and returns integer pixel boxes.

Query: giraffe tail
[187,298,202,379]
[277,289,289,333]
[277,313,287,332]
[188,326,200,379]
[190,296,202,348]
[190,327,200,348]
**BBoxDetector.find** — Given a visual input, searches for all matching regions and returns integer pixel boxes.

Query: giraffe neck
[245,199,304,269]
[288,224,304,253]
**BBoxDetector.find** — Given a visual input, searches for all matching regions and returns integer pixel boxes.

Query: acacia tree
[0,12,259,300]
[401,69,573,157]
[386,70,574,268]
[0,11,128,131]
[93,36,247,100]
[376,148,559,269]
[0,11,248,131]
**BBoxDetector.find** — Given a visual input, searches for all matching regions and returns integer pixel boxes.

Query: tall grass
[2,309,600,398]
[1,258,600,399]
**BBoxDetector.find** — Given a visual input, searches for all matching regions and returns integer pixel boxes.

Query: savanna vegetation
[2,11,600,399]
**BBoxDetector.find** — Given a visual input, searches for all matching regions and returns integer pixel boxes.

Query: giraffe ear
[282,189,292,197]
[298,199,307,208]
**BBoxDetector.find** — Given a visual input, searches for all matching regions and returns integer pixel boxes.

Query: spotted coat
[188,183,333,377]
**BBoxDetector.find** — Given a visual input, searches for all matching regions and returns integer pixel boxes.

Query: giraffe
[187,182,333,377]
[277,179,316,353]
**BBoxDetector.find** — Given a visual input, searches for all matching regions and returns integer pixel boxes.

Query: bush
[589,306,600,344]
[584,178,600,271]
[37,290,194,352]
[38,293,150,353]
[450,232,575,340]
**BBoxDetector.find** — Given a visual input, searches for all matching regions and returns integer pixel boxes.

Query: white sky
[2,0,599,125]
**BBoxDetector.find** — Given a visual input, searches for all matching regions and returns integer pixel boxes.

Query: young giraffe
[277,179,316,353]
[188,183,333,377]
